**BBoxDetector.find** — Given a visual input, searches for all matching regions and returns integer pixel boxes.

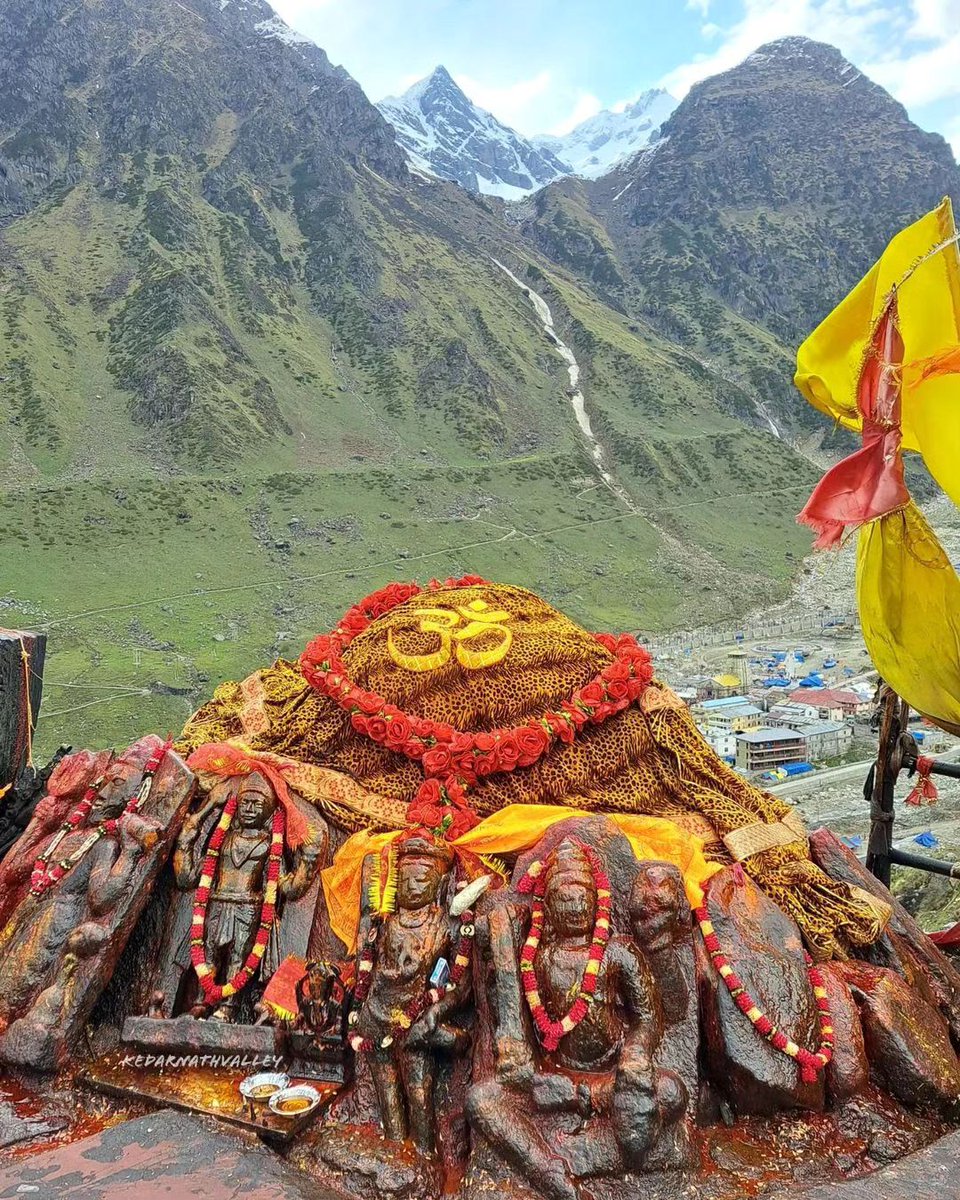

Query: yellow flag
[857,503,960,737]
[795,197,960,510]
[794,198,960,734]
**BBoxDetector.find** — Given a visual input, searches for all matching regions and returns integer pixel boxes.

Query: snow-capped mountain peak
[377,67,568,200]
[376,69,677,198]
[535,89,677,179]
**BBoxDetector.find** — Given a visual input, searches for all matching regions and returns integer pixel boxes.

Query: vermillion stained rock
[809,828,960,1042]
[839,961,960,1119]
[697,866,825,1115]
[819,963,868,1104]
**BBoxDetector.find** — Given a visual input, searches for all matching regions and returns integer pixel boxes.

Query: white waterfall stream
[492,259,636,512]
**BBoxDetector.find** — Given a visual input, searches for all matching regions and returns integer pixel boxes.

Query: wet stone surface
[0,1103,65,1152]
[767,1128,960,1198]
[839,962,960,1119]
[0,1108,334,1199]
[697,866,824,1116]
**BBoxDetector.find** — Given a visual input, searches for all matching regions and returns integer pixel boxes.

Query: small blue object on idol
[430,958,450,988]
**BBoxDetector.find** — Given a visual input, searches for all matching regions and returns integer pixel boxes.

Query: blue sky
[271,0,960,153]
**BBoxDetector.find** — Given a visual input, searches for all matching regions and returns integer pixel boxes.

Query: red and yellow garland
[208,579,835,1073]
[299,577,654,840]
[516,842,612,1053]
[347,908,476,1053]
[696,885,834,1084]
[30,739,169,897]
[189,793,286,1006]
[905,755,938,807]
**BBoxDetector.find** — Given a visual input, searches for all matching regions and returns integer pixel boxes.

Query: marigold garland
[189,793,286,1006]
[516,842,612,1053]
[347,910,476,1052]
[696,890,834,1085]
[299,577,655,839]
[30,740,170,898]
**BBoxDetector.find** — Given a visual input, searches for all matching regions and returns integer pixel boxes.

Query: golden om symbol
[387,600,513,672]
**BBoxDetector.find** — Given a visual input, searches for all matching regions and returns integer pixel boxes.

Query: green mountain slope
[1,3,824,753]
[522,37,960,445]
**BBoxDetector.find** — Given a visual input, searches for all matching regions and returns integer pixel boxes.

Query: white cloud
[936,114,960,159]
[686,0,712,14]
[908,0,960,40]
[549,92,603,136]
[660,0,893,98]
[396,72,425,92]
[660,0,960,121]
[866,31,960,107]
[453,70,553,130]
[271,0,338,21]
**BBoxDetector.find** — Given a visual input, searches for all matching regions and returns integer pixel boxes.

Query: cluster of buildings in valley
[692,690,868,776]
[658,632,956,782]
[663,642,885,781]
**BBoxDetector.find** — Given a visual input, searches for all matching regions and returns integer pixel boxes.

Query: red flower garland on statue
[515,842,612,1053]
[190,793,286,1006]
[30,740,170,898]
[299,576,655,837]
[696,888,834,1084]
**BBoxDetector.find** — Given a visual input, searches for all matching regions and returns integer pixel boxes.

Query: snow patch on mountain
[254,15,313,47]
[377,67,568,199]
[217,2,318,51]
[535,89,677,179]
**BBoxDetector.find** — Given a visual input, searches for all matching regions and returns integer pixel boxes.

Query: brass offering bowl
[268,1084,323,1118]
[239,1071,290,1104]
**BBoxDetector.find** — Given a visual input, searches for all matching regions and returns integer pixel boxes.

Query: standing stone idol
[351,834,471,1155]
[171,770,321,1021]
[0,738,193,1070]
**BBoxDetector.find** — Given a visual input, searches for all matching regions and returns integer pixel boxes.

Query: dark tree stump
[0,627,45,790]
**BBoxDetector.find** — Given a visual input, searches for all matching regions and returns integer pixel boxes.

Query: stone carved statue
[467,838,687,1200]
[171,770,320,1021]
[0,739,194,1070]
[351,834,471,1155]
[0,757,160,1031]
[296,960,347,1036]
[628,862,699,1164]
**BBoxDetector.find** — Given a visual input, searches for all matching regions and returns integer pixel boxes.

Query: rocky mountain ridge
[522,36,960,439]
[377,69,678,196]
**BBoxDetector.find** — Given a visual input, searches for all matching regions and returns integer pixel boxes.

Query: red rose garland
[347,909,476,1052]
[299,577,654,838]
[190,793,286,1005]
[30,740,170,898]
[696,889,834,1084]
[516,842,612,1053]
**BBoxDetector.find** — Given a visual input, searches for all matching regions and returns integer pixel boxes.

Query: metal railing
[865,686,960,886]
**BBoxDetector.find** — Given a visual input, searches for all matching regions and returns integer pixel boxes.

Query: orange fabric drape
[321,803,721,952]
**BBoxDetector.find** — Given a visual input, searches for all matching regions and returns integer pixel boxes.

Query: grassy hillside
[0,0,819,756]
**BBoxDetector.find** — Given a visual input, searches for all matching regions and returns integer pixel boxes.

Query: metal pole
[887,847,960,878]
[864,695,960,883]
[902,755,960,781]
